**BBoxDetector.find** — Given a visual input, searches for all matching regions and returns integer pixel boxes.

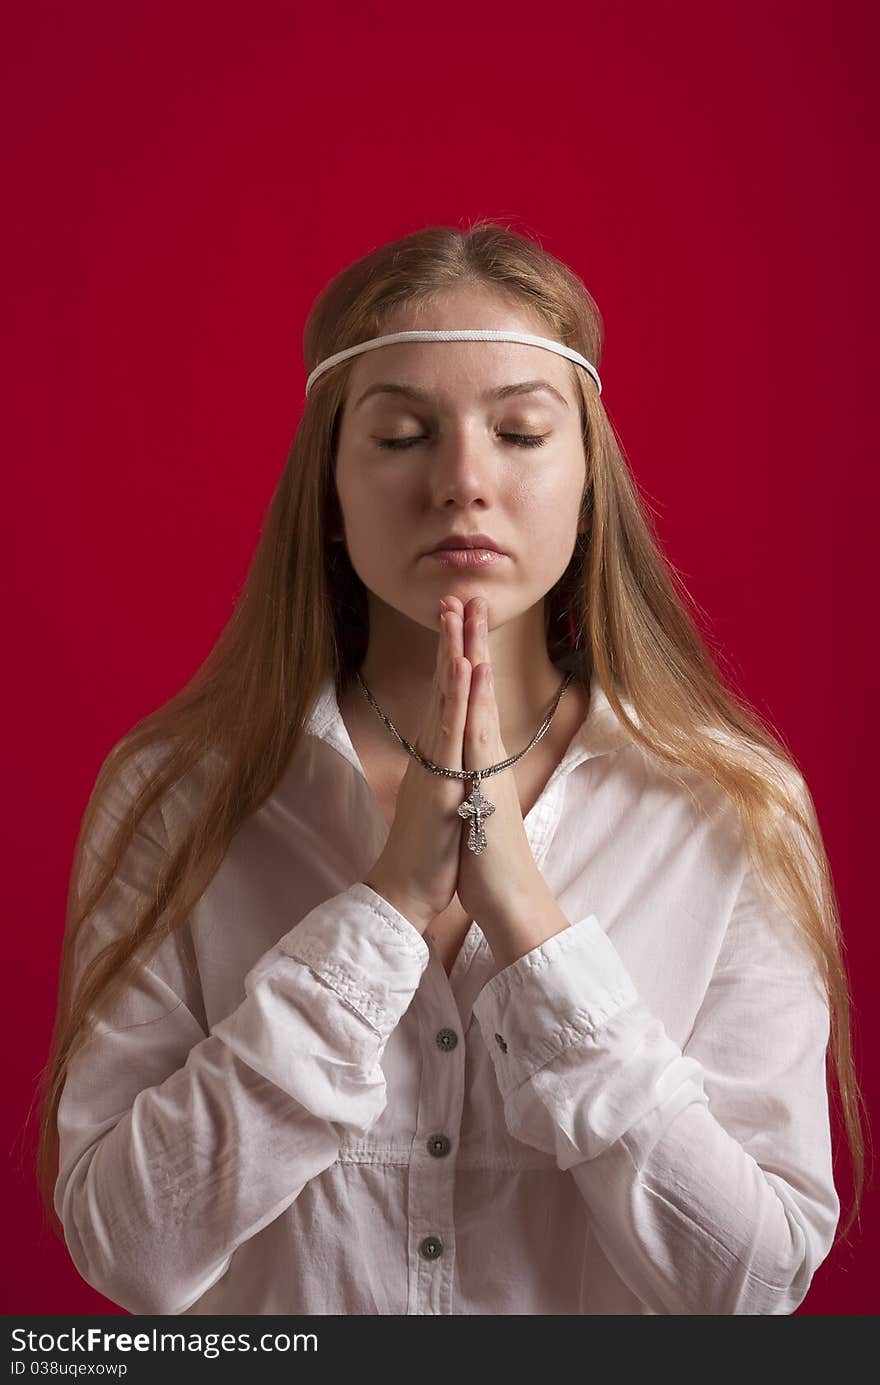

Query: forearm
[471,895,839,1314]
[483,879,572,972]
[58,883,430,1314]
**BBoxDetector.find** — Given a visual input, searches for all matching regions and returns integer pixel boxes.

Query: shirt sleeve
[470,860,840,1315]
[54,758,430,1316]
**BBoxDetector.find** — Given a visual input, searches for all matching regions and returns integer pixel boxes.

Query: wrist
[362,874,433,935]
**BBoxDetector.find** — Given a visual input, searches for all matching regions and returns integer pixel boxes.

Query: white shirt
[54,662,840,1315]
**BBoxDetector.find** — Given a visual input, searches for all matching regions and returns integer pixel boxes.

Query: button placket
[407,993,464,1312]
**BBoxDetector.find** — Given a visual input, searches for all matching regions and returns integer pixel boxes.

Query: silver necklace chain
[354,668,576,854]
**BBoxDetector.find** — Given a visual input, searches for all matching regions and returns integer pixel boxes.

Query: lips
[426,533,504,555]
[425,547,507,569]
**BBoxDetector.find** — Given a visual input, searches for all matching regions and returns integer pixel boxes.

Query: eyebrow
[353,379,570,411]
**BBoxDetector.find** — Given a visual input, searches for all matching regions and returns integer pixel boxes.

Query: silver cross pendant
[457,774,496,854]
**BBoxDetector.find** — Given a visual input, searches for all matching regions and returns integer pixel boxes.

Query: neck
[350,595,581,752]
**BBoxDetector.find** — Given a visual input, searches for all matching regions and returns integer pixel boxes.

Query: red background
[3,0,877,1315]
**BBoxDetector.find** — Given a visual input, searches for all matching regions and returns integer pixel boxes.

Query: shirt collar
[304,654,637,780]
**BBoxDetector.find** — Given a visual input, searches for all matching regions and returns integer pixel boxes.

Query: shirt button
[436,1027,458,1051]
[419,1234,444,1260]
[426,1133,451,1158]
[494,1032,508,1053]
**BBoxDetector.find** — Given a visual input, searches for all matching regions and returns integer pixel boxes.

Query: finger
[444,596,474,679]
[464,599,501,767]
[445,602,464,668]
[440,612,459,698]
[444,609,470,718]
[429,602,455,722]
[462,596,487,675]
[423,610,464,769]
[441,610,471,762]
[442,593,464,619]
[441,597,468,687]
[477,597,489,666]
[431,602,447,694]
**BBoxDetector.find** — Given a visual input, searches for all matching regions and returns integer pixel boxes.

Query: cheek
[338,463,407,520]
[364,481,411,524]
[533,455,584,514]
[516,479,578,535]
[339,475,415,557]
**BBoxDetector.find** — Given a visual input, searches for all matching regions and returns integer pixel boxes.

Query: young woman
[37,222,864,1315]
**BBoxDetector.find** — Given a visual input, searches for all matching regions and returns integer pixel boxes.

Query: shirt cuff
[210,879,431,1119]
[471,912,709,1166]
[472,912,637,1095]
[278,881,431,1041]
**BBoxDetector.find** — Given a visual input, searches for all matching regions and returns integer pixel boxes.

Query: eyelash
[375,432,548,451]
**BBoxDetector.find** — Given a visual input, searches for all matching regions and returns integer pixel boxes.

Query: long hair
[34,218,868,1242]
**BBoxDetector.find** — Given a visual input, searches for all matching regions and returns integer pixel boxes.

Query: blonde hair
[34,218,869,1243]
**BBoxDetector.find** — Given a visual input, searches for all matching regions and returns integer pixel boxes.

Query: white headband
[304,328,602,398]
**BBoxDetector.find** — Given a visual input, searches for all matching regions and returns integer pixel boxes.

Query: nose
[428,426,499,506]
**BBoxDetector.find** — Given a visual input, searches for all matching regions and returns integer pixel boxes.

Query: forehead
[352,376,571,412]
[347,340,575,413]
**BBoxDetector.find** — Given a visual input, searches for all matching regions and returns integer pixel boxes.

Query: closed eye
[374,432,548,450]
